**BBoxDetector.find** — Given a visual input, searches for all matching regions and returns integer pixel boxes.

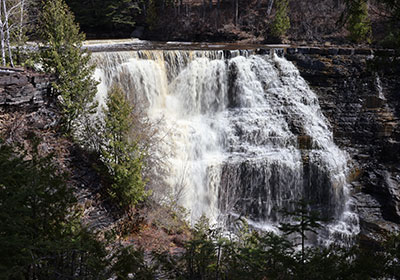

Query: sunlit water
[92,49,359,245]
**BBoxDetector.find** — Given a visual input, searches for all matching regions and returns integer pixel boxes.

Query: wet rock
[364,96,384,109]
[287,51,400,241]
[298,135,312,150]
[354,49,373,55]
[338,48,353,55]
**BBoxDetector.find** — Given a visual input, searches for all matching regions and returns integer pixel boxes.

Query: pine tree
[39,0,97,133]
[101,84,147,208]
[270,0,290,38]
[278,200,324,280]
[0,139,108,279]
[146,0,158,30]
[346,0,372,43]
[107,0,139,29]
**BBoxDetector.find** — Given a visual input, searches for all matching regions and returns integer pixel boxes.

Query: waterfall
[92,49,359,243]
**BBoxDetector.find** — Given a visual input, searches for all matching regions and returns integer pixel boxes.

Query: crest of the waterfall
[92,50,359,243]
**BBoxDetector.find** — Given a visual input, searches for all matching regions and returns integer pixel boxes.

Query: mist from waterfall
[92,50,359,244]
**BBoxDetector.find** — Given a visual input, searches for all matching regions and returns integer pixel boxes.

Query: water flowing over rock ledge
[92,49,362,245]
[285,52,400,245]
[83,40,398,58]
[88,46,399,245]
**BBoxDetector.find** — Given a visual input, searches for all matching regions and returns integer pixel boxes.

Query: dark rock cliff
[286,51,400,244]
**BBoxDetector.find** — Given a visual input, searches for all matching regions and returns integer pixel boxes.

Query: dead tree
[267,0,274,15]
[0,0,24,67]
[18,0,24,44]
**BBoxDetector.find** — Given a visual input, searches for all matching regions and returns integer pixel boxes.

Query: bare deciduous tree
[267,0,275,15]
[0,3,5,66]
[0,0,29,67]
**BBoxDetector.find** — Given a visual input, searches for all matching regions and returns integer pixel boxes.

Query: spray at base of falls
[92,49,360,244]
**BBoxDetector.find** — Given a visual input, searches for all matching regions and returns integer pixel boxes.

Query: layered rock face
[0,70,52,108]
[0,70,59,141]
[287,52,400,244]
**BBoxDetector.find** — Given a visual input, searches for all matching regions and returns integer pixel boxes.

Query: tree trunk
[19,0,25,44]
[234,0,239,25]
[3,0,14,67]
[267,0,274,15]
[216,0,220,27]
[0,0,5,66]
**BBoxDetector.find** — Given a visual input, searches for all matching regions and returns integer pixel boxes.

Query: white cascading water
[92,50,359,244]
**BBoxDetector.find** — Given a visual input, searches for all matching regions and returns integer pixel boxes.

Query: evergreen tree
[377,0,400,48]
[101,84,147,209]
[146,0,158,30]
[39,0,97,133]
[383,234,400,278]
[346,0,372,43]
[279,200,323,267]
[111,247,156,279]
[65,0,141,34]
[0,139,108,279]
[107,0,140,29]
[270,0,290,38]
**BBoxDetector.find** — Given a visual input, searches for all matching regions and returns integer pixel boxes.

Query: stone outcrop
[0,69,52,108]
[286,52,400,244]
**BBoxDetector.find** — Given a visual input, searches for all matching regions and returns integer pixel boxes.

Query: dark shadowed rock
[131,26,145,39]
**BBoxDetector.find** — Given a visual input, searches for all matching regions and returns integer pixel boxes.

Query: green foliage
[270,0,290,38]
[0,139,108,279]
[227,230,294,280]
[182,216,220,279]
[101,85,148,209]
[346,0,372,43]
[381,29,400,48]
[66,0,141,34]
[39,0,98,133]
[65,0,110,29]
[383,234,400,278]
[107,0,140,28]
[152,201,400,280]
[378,0,400,49]
[279,200,323,266]
[111,247,156,279]
[146,0,158,30]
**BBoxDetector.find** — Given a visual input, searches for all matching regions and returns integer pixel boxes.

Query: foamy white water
[92,50,359,244]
